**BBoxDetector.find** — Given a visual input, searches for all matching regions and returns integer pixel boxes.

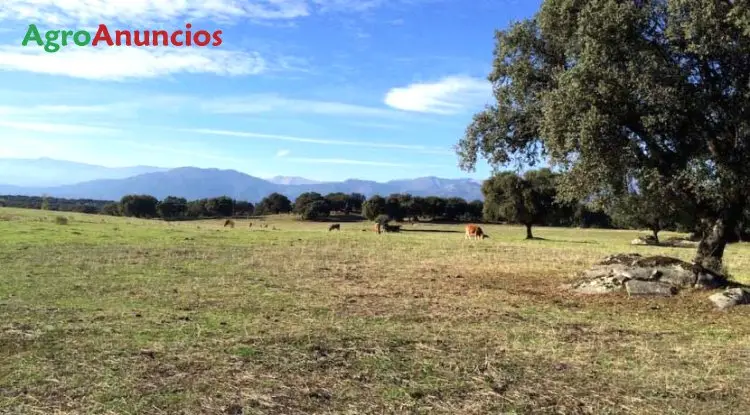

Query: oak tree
[457,0,750,274]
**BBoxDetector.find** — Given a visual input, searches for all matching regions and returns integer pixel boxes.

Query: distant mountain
[267,176,322,185]
[15,167,278,202]
[0,157,167,187]
[0,159,484,202]
[283,177,483,201]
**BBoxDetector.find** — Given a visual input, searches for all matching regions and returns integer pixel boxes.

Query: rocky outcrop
[661,237,698,248]
[708,288,750,310]
[631,235,658,245]
[565,253,727,296]
[565,253,750,309]
[630,235,697,247]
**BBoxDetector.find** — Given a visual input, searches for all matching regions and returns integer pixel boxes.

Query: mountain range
[0,158,484,202]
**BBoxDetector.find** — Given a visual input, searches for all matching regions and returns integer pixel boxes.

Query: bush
[301,200,330,221]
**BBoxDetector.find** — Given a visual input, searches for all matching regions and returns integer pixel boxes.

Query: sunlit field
[1,207,749,414]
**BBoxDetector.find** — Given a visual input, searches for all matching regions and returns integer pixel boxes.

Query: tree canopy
[606,171,693,243]
[457,0,750,272]
[482,169,556,239]
[256,193,292,215]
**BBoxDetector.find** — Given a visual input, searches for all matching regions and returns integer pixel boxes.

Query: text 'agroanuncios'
[22,23,223,53]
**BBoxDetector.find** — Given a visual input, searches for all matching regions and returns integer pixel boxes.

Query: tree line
[10,165,741,239]
[0,174,617,230]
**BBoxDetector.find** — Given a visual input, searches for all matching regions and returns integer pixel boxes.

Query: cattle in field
[224,219,235,228]
[465,224,488,239]
[329,224,341,231]
[248,222,253,228]
[373,223,382,234]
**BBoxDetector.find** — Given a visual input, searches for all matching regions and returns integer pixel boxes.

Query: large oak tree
[457,0,750,275]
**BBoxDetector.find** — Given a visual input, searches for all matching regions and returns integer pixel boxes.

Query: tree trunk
[525,223,533,240]
[651,228,660,244]
[694,216,734,274]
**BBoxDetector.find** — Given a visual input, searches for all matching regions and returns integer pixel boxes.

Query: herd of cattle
[223,218,489,239]
[330,222,489,238]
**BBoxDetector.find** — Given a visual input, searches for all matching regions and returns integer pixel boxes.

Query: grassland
[1,207,750,414]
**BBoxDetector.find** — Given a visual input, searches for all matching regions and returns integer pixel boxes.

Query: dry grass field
[1,207,750,414]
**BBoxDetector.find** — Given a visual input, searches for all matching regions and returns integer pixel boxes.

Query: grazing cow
[224,219,235,228]
[248,222,253,228]
[373,223,382,234]
[465,224,488,240]
[329,224,341,231]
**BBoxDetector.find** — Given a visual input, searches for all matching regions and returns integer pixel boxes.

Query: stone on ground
[625,280,678,297]
[566,253,724,296]
[708,288,750,310]
[630,235,658,245]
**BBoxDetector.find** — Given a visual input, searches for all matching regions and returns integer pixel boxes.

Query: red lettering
[91,24,113,46]
[170,30,183,46]
[194,30,211,46]
[133,31,150,46]
[115,30,131,46]
[152,30,169,46]
[185,23,192,46]
[212,30,223,46]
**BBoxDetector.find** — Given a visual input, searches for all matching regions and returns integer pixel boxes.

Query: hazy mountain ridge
[267,176,323,185]
[0,157,167,187]
[0,158,484,202]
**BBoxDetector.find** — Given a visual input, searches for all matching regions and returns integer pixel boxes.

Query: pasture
[1,207,750,414]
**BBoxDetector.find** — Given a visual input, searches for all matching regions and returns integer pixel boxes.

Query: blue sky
[0,0,541,182]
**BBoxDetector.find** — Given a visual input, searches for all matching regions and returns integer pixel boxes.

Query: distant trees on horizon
[4,167,713,234]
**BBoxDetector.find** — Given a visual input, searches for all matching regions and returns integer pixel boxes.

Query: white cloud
[276,149,291,157]
[0,0,426,26]
[201,94,399,118]
[286,157,442,168]
[182,127,453,154]
[0,104,114,116]
[384,75,491,115]
[0,120,117,134]
[0,46,265,81]
[0,0,311,25]
[110,139,250,164]
[311,0,383,13]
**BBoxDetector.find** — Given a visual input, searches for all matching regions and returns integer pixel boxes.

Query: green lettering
[61,30,74,46]
[44,30,60,53]
[73,30,91,46]
[21,24,43,46]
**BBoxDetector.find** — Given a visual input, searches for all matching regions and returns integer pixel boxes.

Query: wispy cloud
[0,104,115,116]
[285,157,442,168]
[0,120,118,135]
[0,46,265,81]
[276,149,291,157]
[0,0,427,26]
[0,0,311,25]
[201,94,400,118]
[345,121,404,130]
[181,127,453,155]
[384,75,491,115]
[109,139,250,165]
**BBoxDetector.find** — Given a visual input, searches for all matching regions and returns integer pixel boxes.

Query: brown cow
[373,223,382,234]
[224,219,235,228]
[328,224,341,231]
[465,224,488,239]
